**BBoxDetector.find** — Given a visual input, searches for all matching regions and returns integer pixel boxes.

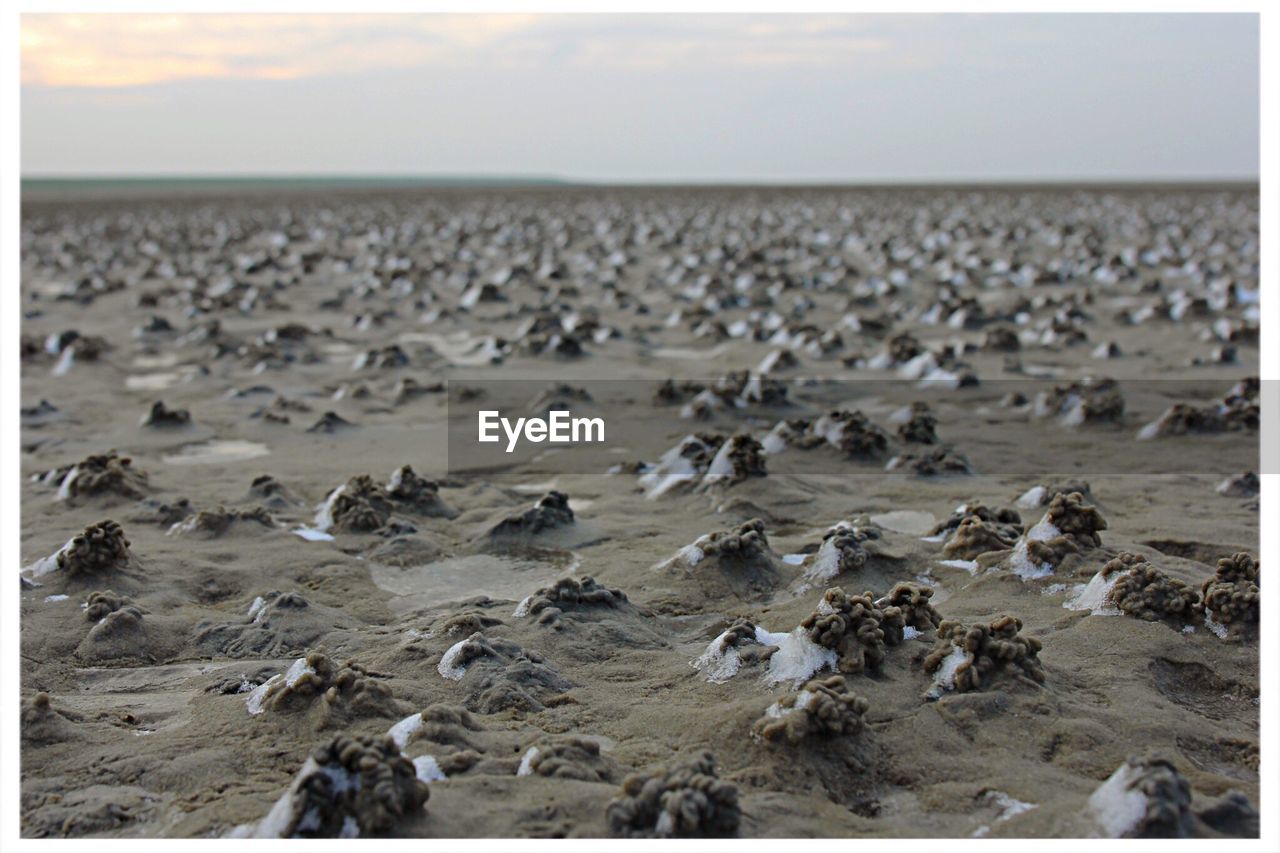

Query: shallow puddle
[869,509,937,535]
[126,372,182,391]
[651,343,733,360]
[369,553,574,614]
[162,439,270,465]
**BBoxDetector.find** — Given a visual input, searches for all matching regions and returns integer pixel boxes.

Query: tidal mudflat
[19,185,1259,838]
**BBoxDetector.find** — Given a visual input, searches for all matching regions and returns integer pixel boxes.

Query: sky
[20,13,1260,182]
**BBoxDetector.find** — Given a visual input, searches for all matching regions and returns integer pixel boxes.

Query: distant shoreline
[21,175,1260,202]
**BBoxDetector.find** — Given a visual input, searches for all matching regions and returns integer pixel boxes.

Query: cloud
[20,14,539,87]
[21,13,895,88]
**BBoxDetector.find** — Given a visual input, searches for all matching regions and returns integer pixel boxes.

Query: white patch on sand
[56,467,80,501]
[283,657,315,687]
[25,538,74,577]
[1063,569,1124,615]
[512,596,533,617]
[988,791,1036,822]
[760,422,792,455]
[1203,613,1229,639]
[762,688,817,722]
[671,542,706,568]
[701,439,737,484]
[937,559,979,574]
[1016,486,1047,509]
[1136,411,1170,441]
[413,754,446,783]
[437,639,472,680]
[805,536,844,583]
[918,366,961,390]
[51,348,76,376]
[638,436,706,499]
[1087,762,1150,838]
[763,627,839,687]
[312,485,347,532]
[691,630,745,684]
[925,646,969,699]
[245,674,284,716]
[293,526,335,542]
[781,553,808,566]
[388,713,423,749]
[1005,515,1061,579]
[43,594,70,603]
[516,746,539,777]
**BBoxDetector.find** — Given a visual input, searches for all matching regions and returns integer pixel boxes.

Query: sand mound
[700,433,767,487]
[38,451,148,502]
[486,491,575,540]
[1103,553,1199,625]
[943,516,1017,560]
[659,518,788,602]
[896,402,938,444]
[195,591,356,657]
[21,692,82,744]
[518,736,619,783]
[1034,377,1125,426]
[168,505,275,537]
[1087,757,1195,838]
[436,631,572,713]
[513,576,629,629]
[923,615,1045,698]
[140,400,191,428]
[754,675,870,744]
[606,750,739,838]
[75,600,167,662]
[800,587,890,674]
[246,733,428,838]
[245,652,403,726]
[30,519,134,579]
[1138,378,1259,439]
[1195,552,1259,639]
[887,448,973,476]
[691,619,780,683]
[876,581,943,643]
[1006,491,1106,578]
[83,589,130,621]
[801,521,872,584]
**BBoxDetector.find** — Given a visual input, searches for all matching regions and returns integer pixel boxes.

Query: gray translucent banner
[445,376,1261,481]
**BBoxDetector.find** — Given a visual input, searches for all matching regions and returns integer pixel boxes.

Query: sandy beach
[18,184,1260,838]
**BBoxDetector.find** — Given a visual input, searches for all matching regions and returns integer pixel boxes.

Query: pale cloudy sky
[20,13,1260,181]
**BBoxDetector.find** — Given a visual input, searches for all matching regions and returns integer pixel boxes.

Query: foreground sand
[19,185,1259,838]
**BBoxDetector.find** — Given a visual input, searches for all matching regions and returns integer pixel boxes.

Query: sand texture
[19,186,1259,838]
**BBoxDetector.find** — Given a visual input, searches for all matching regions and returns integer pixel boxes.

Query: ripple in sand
[162,440,270,465]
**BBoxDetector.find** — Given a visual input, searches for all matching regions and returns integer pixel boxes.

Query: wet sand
[19,185,1259,838]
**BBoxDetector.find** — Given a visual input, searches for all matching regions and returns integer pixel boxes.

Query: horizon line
[21,173,1262,189]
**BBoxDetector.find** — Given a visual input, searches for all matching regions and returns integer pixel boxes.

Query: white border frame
[2,3,1274,851]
